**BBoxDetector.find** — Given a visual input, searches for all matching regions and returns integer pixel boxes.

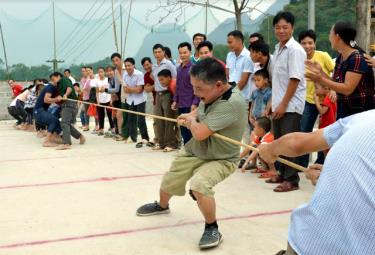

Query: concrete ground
[0,119,314,255]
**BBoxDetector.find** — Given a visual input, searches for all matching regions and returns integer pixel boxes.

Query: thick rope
[66,98,308,173]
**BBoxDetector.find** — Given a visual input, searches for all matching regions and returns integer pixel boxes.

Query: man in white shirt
[268,11,306,192]
[122,57,150,146]
[64,69,76,85]
[259,110,375,255]
[226,30,254,145]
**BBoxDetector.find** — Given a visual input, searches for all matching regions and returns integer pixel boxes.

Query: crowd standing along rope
[66,98,308,173]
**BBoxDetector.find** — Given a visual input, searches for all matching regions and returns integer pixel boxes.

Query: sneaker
[136,201,170,216]
[199,226,223,249]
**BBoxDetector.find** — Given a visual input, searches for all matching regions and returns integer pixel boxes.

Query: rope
[65,98,308,173]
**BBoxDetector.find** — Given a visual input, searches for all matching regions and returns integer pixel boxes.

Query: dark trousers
[25,107,34,125]
[121,102,129,138]
[299,102,319,167]
[124,101,149,142]
[34,108,61,134]
[61,101,81,145]
[82,100,90,126]
[97,102,114,130]
[8,106,24,125]
[178,107,192,144]
[272,113,302,185]
[154,92,178,148]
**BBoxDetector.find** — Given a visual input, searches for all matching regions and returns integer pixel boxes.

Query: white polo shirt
[226,47,254,101]
[271,37,306,115]
[123,69,146,106]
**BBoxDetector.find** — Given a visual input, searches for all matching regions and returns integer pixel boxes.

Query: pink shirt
[81,77,92,101]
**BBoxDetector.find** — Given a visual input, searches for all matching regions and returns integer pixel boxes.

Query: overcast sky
[0,0,278,65]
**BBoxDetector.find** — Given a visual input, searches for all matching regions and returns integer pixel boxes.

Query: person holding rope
[259,109,375,255]
[137,58,247,249]
[34,72,63,147]
[56,72,86,150]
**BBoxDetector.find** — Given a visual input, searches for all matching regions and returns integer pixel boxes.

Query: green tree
[213,44,229,62]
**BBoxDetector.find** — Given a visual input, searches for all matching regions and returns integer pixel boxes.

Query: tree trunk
[356,0,371,52]
[235,11,242,31]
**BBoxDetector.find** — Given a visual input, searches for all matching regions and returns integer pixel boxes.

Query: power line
[58,0,108,58]
[54,0,101,58]
[60,2,118,61]
[72,7,123,63]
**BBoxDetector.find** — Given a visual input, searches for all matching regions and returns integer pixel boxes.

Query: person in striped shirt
[259,110,375,255]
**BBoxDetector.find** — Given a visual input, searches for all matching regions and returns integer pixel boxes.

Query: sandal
[251,168,267,174]
[265,175,284,184]
[115,135,125,141]
[135,142,143,148]
[259,171,277,179]
[163,146,176,152]
[152,144,163,151]
[273,181,299,192]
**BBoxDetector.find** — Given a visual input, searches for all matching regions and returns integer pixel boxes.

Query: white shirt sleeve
[323,116,353,147]
[137,73,145,86]
[242,57,254,74]
[288,47,306,81]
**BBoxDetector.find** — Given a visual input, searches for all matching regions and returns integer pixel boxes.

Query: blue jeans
[299,102,319,168]
[178,107,192,144]
[34,108,61,134]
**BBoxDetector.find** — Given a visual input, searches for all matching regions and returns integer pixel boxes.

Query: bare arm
[272,78,299,119]
[314,95,329,115]
[259,129,329,164]
[44,92,61,104]
[237,72,251,90]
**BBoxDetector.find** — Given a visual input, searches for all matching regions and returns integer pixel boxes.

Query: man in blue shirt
[34,72,63,147]
[259,110,375,255]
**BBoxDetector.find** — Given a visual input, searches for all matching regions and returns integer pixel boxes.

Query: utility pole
[0,20,9,77]
[204,0,208,35]
[46,1,64,72]
[308,0,315,30]
[111,0,119,53]
[122,0,133,56]
[120,4,123,54]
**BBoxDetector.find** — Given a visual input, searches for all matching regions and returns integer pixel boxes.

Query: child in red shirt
[314,84,337,158]
[241,117,277,178]
[314,84,337,129]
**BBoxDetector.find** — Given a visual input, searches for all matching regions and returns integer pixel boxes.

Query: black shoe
[238,159,246,168]
[245,162,257,170]
[136,201,170,216]
[199,226,223,249]
[135,142,143,148]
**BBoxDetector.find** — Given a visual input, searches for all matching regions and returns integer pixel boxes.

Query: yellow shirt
[305,51,335,104]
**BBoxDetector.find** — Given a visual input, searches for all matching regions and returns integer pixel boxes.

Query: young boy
[238,69,272,168]
[314,83,337,162]
[155,69,179,152]
[241,117,277,179]
[249,69,272,125]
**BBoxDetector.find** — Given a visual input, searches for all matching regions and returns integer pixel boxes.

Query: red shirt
[144,71,156,105]
[12,84,24,97]
[320,95,337,128]
[253,132,274,146]
[214,57,226,69]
